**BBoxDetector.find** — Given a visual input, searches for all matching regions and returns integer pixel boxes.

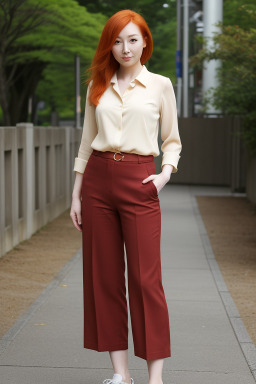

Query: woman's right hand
[70,171,84,232]
[70,196,82,232]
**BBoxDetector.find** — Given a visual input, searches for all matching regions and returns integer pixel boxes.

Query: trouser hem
[134,349,171,361]
[84,342,128,352]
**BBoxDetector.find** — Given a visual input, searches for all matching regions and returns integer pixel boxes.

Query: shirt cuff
[161,152,181,173]
[73,157,88,174]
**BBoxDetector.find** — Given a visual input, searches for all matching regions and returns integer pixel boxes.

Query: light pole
[176,0,182,117]
[202,0,223,115]
[182,0,189,117]
[75,55,81,129]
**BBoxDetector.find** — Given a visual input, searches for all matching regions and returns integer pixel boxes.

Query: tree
[190,4,256,154]
[0,0,106,125]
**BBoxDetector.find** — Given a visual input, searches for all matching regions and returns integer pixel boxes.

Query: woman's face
[111,21,146,68]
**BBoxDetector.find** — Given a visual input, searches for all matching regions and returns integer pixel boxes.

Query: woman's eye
[114,39,137,44]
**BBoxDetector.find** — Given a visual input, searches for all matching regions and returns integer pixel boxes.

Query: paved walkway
[0,185,255,384]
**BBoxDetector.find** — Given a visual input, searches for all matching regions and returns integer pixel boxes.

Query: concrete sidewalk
[0,185,255,384]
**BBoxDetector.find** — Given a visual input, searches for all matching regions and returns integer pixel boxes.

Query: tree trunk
[8,62,47,125]
[0,54,11,125]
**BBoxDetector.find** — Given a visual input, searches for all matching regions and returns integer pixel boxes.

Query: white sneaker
[103,373,135,384]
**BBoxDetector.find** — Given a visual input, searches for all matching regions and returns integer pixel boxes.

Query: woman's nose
[123,41,130,53]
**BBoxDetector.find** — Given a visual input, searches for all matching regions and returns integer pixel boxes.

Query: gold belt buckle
[113,152,124,161]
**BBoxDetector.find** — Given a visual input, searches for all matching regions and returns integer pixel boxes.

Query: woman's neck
[116,63,144,82]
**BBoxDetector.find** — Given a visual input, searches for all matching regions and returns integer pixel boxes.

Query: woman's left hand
[142,165,173,194]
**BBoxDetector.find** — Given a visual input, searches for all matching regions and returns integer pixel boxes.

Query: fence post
[38,128,47,227]
[65,126,71,209]
[16,123,35,239]
[11,127,19,247]
[0,128,4,257]
[230,117,247,192]
[246,152,256,206]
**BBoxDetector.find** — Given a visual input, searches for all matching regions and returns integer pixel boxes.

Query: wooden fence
[0,123,81,258]
[155,117,247,193]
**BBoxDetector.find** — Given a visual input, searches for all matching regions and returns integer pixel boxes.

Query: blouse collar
[110,64,149,88]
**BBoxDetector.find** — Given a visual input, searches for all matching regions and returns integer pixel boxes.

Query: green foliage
[148,15,177,82]
[20,0,107,120]
[190,4,256,154]
[223,0,256,29]
[0,0,107,124]
[32,1,107,121]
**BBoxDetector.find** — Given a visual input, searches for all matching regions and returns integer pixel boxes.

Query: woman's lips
[122,57,132,61]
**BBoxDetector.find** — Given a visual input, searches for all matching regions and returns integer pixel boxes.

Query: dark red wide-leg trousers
[81,149,171,360]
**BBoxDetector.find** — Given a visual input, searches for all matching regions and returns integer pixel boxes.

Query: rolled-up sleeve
[160,78,182,173]
[73,81,98,174]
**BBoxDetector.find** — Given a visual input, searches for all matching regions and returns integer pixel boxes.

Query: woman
[70,9,182,384]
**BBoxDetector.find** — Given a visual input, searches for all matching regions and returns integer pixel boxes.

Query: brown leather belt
[92,149,154,163]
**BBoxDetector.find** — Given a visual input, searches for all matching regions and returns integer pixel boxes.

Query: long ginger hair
[85,9,153,106]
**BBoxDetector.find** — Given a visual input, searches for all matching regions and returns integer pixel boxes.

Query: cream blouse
[74,64,182,174]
